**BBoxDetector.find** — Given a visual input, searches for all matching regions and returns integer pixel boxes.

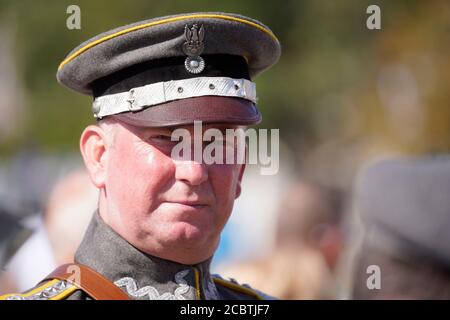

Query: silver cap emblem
[182,24,205,74]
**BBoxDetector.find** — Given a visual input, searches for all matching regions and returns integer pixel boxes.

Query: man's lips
[163,201,209,208]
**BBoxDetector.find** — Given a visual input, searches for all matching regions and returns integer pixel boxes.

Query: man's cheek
[130,149,174,191]
[212,165,240,197]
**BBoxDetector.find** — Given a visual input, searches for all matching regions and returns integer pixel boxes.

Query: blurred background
[0,0,449,299]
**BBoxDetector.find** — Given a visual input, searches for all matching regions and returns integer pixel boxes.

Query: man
[0,12,280,300]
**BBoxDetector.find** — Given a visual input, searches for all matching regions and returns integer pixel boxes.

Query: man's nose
[174,160,209,185]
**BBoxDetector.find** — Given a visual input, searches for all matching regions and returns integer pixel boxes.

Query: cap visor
[111,96,261,127]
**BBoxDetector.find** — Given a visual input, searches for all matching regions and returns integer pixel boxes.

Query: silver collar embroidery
[114,269,191,300]
[204,278,220,300]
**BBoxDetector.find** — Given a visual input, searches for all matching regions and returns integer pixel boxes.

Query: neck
[75,211,220,300]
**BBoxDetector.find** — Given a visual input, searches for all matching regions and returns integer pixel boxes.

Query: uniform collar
[75,211,219,300]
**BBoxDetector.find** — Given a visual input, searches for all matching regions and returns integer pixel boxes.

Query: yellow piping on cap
[58,13,279,70]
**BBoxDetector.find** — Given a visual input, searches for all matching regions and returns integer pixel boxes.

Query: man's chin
[131,221,218,262]
[166,221,211,243]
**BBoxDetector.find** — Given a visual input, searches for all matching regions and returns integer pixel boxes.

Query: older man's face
[99,120,245,264]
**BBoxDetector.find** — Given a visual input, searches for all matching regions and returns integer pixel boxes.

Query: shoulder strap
[42,263,130,300]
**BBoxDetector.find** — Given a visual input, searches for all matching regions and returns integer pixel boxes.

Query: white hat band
[92,76,257,119]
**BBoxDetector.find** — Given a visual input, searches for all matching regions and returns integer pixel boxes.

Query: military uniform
[0,12,280,300]
[1,212,272,300]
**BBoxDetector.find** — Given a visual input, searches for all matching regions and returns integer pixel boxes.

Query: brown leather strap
[42,263,130,300]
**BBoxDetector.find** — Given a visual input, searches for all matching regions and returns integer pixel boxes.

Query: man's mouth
[164,201,209,209]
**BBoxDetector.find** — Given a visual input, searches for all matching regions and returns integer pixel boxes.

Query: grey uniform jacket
[1,212,274,300]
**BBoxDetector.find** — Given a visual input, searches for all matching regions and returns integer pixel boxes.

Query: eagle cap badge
[182,24,206,74]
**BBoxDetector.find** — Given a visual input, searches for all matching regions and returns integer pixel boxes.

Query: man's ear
[79,125,109,189]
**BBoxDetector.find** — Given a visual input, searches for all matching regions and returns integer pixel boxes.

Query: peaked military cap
[57,12,281,127]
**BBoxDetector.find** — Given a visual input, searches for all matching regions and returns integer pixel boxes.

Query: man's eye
[152,135,171,140]
[148,135,174,144]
